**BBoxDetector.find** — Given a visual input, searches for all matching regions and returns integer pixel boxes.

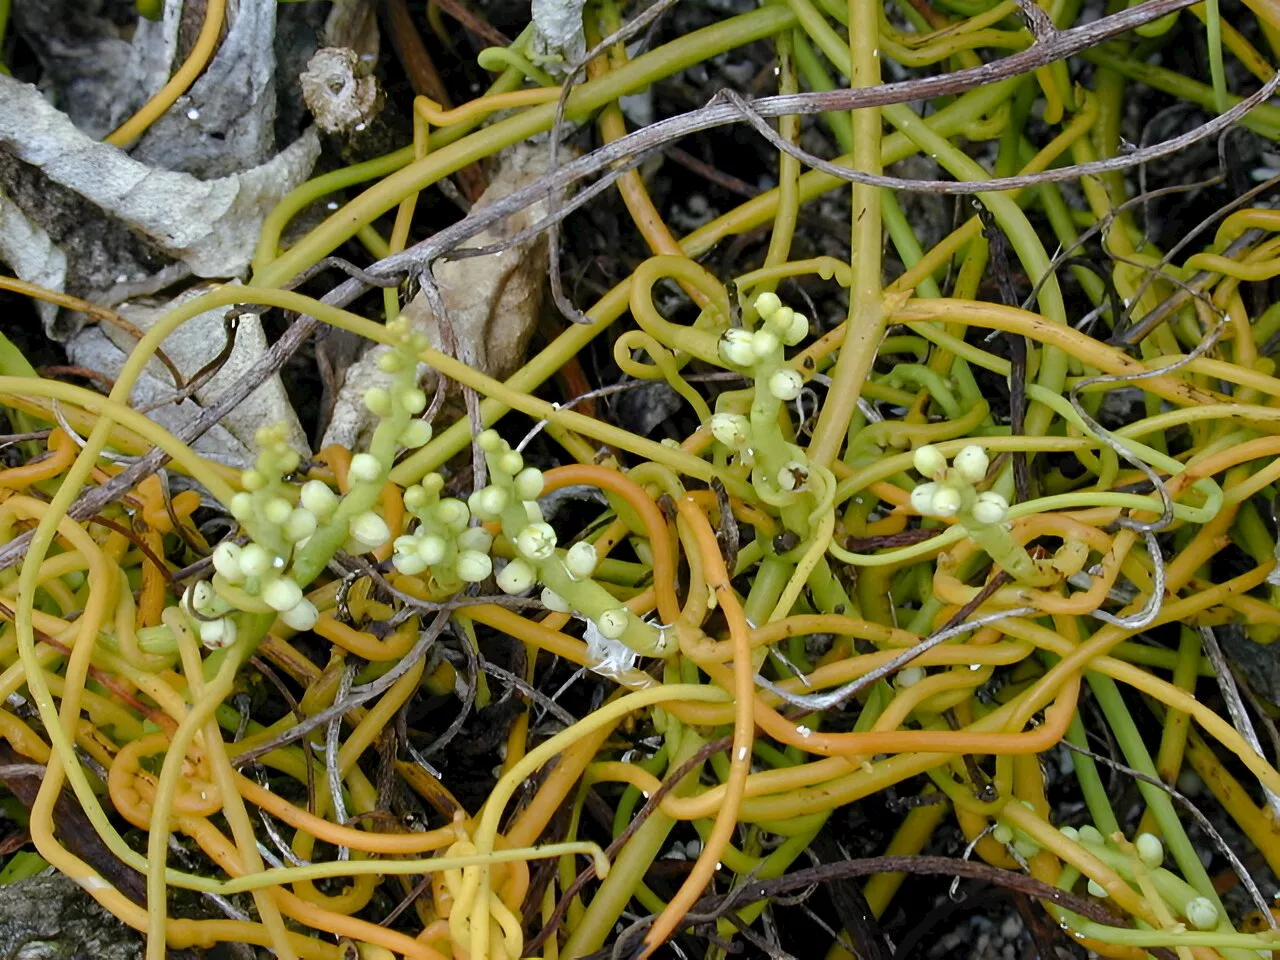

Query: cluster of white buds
[196,317,435,649]
[392,473,493,585]
[361,384,432,450]
[708,292,822,508]
[473,430,637,646]
[389,419,662,663]
[909,443,1008,525]
[716,291,809,371]
[206,425,331,645]
[753,291,810,347]
[209,541,320,633]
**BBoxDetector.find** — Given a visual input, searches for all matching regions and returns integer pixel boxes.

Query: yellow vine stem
[105,0,227,147]
[639,498,755,956]
[163,608,294,960]
[0,275,186,388]
[463,685,731,960]
[807,0,884,466]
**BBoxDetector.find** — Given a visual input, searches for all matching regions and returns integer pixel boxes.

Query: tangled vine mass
[6,0,1280,956]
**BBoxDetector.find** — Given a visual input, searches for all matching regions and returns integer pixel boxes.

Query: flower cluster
[189,317,432,649]
[392,472,494,587]
[909,443,1007,524]
[392,430,665,657]
[708,292,830,515]
[906,442,1087,590]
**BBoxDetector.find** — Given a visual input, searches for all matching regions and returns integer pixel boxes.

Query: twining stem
[806,0,883,467]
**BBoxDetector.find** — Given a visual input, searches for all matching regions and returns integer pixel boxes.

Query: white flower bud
[212,542,243,583]
[277,448,300,475]
[262,577,304,613]
[1185,897,1219,930]
[399,420,433,449]
[972,491,1008,525]
[377,351,403,374]
[228,492,254,521]
[514,467,544,501]
[751,329,780,358]
[497,558,536,594]
[896,666,925,688]
[264,497,292,526]
[254,425,281,449]
[993,823,1014,845]
[768,369,803,401]
[953,445,990,483]
[468,485,508,521]
[565,541,598,580]
[1135,832,1163,867]
[349,453,382,484]
[783,312,808,346]
[516,522,558,561]
[1059,826,1079,841]
[754,291,782,318]
[477,430,504,453]
[910,482,938,516]
[416,535,448,566]
[498,450,523,476]
[403,485,429,511]
[912,444,947,479]
[541,587,571,613]
[776,461,809,492]
[348,511,391,551]
[1077,825,1104,844]
[456,550,493,582]
[392,551,428,576]
[401,388,427,415]
[435,499,469,531]
[596,608,629,640]
[930,486,961,518]
[239,544,273,578]
[241,469,266,492]
[199,617,236,649]
[284,508,318,543]
[457,527,493,554]
[280,598,319,632]
[300,480,339,519]
[1087,879,1108,899]
[1013,837,1040,859]
[364,387,393,417]
[718,329,755,367]
[190,580,218,615]
[710,413,750,449]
